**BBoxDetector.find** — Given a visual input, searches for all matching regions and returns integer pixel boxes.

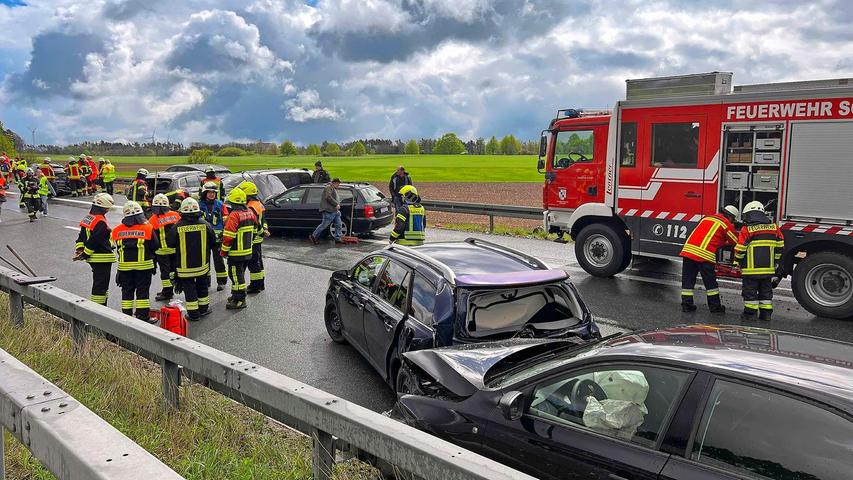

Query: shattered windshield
[466,284,581,338]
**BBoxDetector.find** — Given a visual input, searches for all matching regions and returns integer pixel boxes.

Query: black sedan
[396,325,853,480]
[324,240,599,392]
[265,183,393,236]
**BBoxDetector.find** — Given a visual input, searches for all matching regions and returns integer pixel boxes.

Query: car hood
[403,339,582,397]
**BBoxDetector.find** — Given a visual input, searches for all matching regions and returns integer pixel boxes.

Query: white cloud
[286,88,343,122]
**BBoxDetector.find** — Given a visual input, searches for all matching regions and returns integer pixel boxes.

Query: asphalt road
[2,193,851,414]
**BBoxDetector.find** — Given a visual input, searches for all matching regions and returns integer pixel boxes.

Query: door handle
[685,191,702,198]
[356,302,365,311]
[383,321,395,332]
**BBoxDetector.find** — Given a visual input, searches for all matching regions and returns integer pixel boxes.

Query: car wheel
[324,300,347,344]
[574,223,627,277]
[792,251,853,320]
[330,222,349,238]
[395,363,422,395]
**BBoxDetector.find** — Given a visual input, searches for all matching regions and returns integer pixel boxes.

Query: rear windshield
[359,186,385,202]
[147,178,174,193]
[466,284,582,338]
[275,172,312,188]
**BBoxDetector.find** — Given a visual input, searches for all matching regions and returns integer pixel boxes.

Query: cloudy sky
[0,0,851,145]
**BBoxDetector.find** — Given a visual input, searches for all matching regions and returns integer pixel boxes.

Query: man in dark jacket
[312,161,331,183]
[309,179,343,244]
[388,166,412,211]
[734,201,785,321]
[167,198,217,320]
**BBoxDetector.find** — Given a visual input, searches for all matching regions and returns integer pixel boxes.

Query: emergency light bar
[555,108,613,119]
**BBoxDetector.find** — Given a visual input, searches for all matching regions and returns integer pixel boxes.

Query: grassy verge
[0,295,376,480]
[435,222,564,241]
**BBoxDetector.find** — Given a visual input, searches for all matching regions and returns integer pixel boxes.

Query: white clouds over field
[1,0,852,144]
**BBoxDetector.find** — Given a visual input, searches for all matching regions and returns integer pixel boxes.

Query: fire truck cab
[540,72,853,319]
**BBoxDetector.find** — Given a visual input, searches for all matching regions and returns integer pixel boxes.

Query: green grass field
[104,154,540,182]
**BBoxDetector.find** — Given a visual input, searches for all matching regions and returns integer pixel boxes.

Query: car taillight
[364,205,375,219]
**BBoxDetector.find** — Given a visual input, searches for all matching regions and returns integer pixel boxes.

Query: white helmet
[743,201,765,214]
[137,168,149,176]
[68,156,75,162]
[43,157,51,162]
[722,205,739,219]
[92,193,114,208]
[151,193,170,207]
[122,201,144,217]
[203,181,218,192]
[98,157,105,162]
[79,153,86,159]
[179,197,200,214]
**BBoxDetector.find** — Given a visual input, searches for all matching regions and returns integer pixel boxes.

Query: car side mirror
[537,158,545,171]
[499,391,524,421]
[331,270,348,281]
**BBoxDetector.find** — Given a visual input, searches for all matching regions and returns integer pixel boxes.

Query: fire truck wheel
[792,251,853,320]
[574,223,626,277]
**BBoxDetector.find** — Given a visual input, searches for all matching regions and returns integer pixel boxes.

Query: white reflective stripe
[618,182,662,200]
[626,209,638,216]
[689,214,702,222]
[641,210,654,218]
[656,211,670,219]
[790,224,806,231]
[813,227,830,233]
[839,229,853,236]
[673,213,687,221]
[617,208,623,214]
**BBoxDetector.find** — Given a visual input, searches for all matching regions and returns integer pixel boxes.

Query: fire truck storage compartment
[785,121,853,223]
[721,125,782,219]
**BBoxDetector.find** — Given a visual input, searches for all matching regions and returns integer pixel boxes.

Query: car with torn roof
[395,325,853,480]
[163,164,231,175]
[323,238,599,392]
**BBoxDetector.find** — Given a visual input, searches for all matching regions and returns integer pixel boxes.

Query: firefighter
[200,181,228,290]
[39,157,56,183]
[74,193,116,306]
[0,153,10,183]
[66,157,83,197]
[735,201,785,321]
[101,159,116,195]
[86,155,99,193]
[14,158,26,208]
[111,201,158,321]
[167,198,217,320]
[129,168,150,212]
[0,172,7,223]
[22,169,41,222]
[78,156,91,196]
[220,188,257,310]
[165,188,189,211]
[679,205,739,313]
[389,185,426,246]
[199,166,225,200]
[37,169,52,216]
[149,194,181,301]
[238,181,269,293]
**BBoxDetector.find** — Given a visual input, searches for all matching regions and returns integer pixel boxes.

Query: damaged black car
[324,238,599,392]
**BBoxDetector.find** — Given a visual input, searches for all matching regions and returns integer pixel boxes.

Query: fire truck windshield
[552,130,594,170]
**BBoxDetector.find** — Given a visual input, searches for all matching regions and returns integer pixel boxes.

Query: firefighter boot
[759,307,773,321]
[225,296,247,310]
[707,294,726,314]
[155,288,173,301]
[741,307,758,322]
[681,294,697,313]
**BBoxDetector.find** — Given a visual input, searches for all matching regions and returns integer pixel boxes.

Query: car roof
[587,325,853,406]
[410,241,547,276]
[149,171,201,179]
[301,182,375,189]
[244,168,311,174]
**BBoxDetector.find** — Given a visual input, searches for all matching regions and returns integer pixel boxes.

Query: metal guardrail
[0,267,535,480]
[419,199,543,232]
[0,347,183,479]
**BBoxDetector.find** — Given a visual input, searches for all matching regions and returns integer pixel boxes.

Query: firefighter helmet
[227,188,247,205]
[43,157,51,162]
[399,184,419,203]
[743,201,765,214]
[92,193,114,208]
[723,205,739,220]
[122,201,144,217]
[68,156,75,162]
[26,168,33,175]
[202,181,218,192]
[152,193,170,207]
[79,153,86,159]
[237,181,258,196]
[179,197,200,214]
[137,168,149,177]
[98,157,105,163]
[205,166,216,175]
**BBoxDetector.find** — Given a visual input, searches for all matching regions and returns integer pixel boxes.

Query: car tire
[575,223,627,277]
[395,363,422,395]
[324,299,347,344]
[792,251,853,320]
[330,222,349,238]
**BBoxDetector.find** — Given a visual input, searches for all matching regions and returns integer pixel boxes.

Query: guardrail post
[311,429,335,480]
[71,318,87,350]
[160,359,180,409]
[488,214,495,233]
[8,291,23,328]
[1,426,6,479]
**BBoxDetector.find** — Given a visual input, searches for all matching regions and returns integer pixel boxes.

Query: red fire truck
[539,72,853,319]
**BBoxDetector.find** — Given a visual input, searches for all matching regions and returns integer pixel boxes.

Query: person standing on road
[78,157,91,196]
[0,173,7,223]
[66,157,83,197]
[14,157,26,208]
[86,156,99,194]
[0,152,10,183]
[309,178,343,245]
[199,167,225,200]
[239,181,269,293]
[220,188,257,310]
[129,168,150,213]
[101,159,116,195]
[38,158,55,185]
[36,169,53,216]
[735,201,785,321]
[112,201,158,322]
[167,198,217,320]
[390,185,426,246]
[679,205,739,314]
[200,182,229,290]
[149,194,181,301]
[22,169,41,222]
[74,193,116,306]
[388,166,412,212]
[312,161,331,184]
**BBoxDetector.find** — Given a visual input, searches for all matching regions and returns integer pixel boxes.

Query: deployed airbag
[583,398,646,440]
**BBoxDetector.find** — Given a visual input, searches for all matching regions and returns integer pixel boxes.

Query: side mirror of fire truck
[537,130,549,173]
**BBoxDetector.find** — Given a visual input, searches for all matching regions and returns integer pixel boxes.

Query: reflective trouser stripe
[90,294,107,305]
[216,271,228,279]
[185,301,199,311]
[681,290,694,296]
[706,289,720,296]
[250,272,264,281]
[759,301,773,310]
[198,296,209,306]
[162,279,172,288]
[136,299,150,308]
[744,303,759,310]
[121,300,133,309]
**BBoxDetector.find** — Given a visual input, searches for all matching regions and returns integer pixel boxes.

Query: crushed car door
[363,260,411,378]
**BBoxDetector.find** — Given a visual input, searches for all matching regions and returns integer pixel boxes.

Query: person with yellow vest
[390,185,426,246]
[101,159,116,195]
[238,181,270,293]
[74,193,116,306]
[200,182,228,290]
[129,168,150,212]
[39,157,55,182]
[167,198,217,320]
[220,188,257,310]
[734,201,785,321]
[149,194,181,301]
[678,205,739,313]
[111,201,159,321]
[37,169,53,216]
[78,156,91,196]
[66,157,83,197]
